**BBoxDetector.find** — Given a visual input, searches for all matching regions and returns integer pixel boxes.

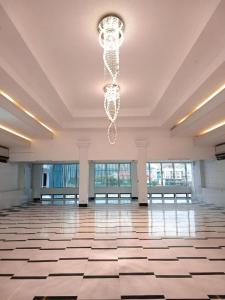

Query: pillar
[89,161,95,200]
[131,160,138,199]
[77,140,90,207]
[193,160,205,201]
[136,139,148,206]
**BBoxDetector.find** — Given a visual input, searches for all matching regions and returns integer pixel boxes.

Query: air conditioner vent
[215,143,225,160]
[0,146,9,163]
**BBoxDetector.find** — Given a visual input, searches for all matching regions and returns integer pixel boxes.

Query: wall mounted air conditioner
[0,146,9,163]
[215,143,225,160]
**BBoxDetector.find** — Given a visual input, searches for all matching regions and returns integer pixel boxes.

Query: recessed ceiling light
[0,89,54,134]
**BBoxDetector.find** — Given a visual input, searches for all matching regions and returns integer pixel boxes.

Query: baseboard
[33,198,41,203]
[139,203,148,207]
[79,203,88,207]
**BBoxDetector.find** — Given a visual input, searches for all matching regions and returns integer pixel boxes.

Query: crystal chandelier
[98,15,124,144]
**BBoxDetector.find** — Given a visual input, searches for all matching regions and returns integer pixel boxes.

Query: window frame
[146,161,193,187]
[41,163,79,188]
[94,162,131,188]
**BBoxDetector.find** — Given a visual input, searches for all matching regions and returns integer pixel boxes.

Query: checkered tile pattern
[0,201,225,299]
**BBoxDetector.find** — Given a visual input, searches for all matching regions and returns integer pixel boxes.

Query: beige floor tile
[78,278,120,299]
[120,275,163,296]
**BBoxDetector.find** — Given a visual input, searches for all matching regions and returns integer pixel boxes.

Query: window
[107,164,119,187]
[42,173,47,187]
[94,163,131,187]
[174,163,186,186]
[162,163,173,186]
[147,163,162,186]
[186,163,192,187]
[65,194,76,199]
[41,163,79,188]
[95,164,107,187]
[120,193,131,198]
[41,194,52,199]
[151,193,163,198]
[119,163,131,187]
[108,193,119,198]
[146,162,192,187]
[95,193,106,198]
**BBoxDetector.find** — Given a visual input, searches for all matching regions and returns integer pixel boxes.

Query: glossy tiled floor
[0,201,225,300]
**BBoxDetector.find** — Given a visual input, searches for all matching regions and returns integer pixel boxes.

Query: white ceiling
[0,0,224,147]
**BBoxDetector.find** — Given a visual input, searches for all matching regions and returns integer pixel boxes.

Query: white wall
[200,160,225,206]
[0,162,18,191]
[9,128,214,162]
[204,160,225,189]
[0,162,32,209]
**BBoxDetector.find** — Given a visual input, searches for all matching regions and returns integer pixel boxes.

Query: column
[31,164,42,200]
[136,139,148,206]
[89,161,95,200]
[192,160,205,201]
[131,160,138,199]
[77,140,90,207]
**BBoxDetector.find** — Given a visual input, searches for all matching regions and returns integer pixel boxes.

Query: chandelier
[98,15,124,144]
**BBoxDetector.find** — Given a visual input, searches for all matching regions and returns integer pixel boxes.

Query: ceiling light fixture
[98,15,124,144]
[0,89,55,134]
[172,83,225,130]
[0,124,31,142]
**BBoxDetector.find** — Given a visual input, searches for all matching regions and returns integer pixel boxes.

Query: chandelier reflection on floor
[98,15,124,144]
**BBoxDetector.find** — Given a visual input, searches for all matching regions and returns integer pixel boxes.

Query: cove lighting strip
[0,124,31,141]
[172,83,225,129]
[198,120,225,136]
[0,89,54,134]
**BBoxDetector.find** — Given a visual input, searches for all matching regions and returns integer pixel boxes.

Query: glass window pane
[42,164,53,188]
[42,164,78,188]
[120,193,131,198]
[65,194,76,199]
[119,163,131,187]
[53,164,63,188]
[107,163,119,187]
[95,193,106,198]
[95,164,106,187]
[64,164,76,187]
[146,163,150,186]
[162,163,174,186]
[151,193,162,198]
[186,163,192,186]
[149,163,162,186]
[41,194,52,199]
[174,163,186,186]
[164,193,174,198]
[108,193,119,198]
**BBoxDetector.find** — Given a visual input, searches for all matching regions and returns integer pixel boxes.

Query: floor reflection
[148,209,195,237]
[93,201,197,237]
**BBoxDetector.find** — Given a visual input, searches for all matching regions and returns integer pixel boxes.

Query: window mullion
[172,163,175,186]
[118,163,120,187]
[161,163,163,186]
[185,163,187,187]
